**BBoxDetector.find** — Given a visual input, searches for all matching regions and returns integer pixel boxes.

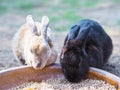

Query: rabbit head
[60,40,89,82]
[26,15,51,69]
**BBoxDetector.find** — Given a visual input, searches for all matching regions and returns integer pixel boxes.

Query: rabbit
[60,19,113,83]
[12,15,58,69]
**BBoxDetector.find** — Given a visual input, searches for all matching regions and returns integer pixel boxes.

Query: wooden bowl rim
[0,64,120,90]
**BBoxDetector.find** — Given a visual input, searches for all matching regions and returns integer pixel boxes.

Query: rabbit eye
[30,49,33,53]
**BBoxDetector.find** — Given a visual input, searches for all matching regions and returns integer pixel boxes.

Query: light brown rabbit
[12,15,58,69]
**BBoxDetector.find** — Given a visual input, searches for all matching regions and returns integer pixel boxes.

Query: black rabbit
[60,19,113,83]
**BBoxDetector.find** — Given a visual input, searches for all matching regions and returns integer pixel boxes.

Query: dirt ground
[0,4,120,78]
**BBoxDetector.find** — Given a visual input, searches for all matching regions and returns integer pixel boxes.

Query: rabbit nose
[36,63,41,68]
[33,60,46,69]
[33,62,42,69]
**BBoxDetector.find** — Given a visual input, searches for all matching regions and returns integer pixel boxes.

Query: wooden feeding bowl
[0,64,120,90]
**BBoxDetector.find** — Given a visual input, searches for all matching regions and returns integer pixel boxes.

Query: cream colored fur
[12,15,57,69]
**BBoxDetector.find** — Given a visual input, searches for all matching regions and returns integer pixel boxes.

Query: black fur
[60,19,113,83]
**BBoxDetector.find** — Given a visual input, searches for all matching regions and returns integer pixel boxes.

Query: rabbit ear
[26,15,35,29]
[75,26,90,48]
[76,26,90,41]
[65,25,80,48]
[26,15,38,35]
[67,25,80,41]
[41,16,49,36]
[41,16,49,26]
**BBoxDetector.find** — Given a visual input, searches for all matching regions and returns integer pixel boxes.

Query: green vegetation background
[0,0,120,32]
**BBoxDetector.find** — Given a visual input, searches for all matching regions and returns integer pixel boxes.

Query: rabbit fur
[60,19,113,82]
[12,15,57,69]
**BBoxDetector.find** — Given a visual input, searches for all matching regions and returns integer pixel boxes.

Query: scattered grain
[11,77,116,90]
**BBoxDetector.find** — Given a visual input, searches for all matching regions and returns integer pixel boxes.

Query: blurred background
[0,0,120,76]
